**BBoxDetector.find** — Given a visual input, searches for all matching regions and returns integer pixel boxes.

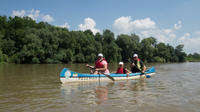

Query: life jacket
[135,58,142,71]
[95,58,108,68]
[116,67,125,74]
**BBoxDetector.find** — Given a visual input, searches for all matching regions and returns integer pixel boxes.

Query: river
[0,62,200,112]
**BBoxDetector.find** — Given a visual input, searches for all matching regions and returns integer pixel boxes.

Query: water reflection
[95,86,108,104]
[60,78,149,108]
[129,78,146,91]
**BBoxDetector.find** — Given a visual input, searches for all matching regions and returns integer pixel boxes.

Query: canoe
[60,67,155,83]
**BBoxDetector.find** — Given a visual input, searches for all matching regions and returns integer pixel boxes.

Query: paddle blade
[104,74,115,81]
[146,75,151,78]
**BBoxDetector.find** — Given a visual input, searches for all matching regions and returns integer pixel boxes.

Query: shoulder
[102,60,108,65]
[139,60,144,65]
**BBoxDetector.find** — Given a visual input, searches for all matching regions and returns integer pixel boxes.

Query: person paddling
[130,54,146,73]
[86,53,110,74]
[116,62,131,74]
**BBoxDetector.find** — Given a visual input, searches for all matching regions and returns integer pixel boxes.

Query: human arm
[139,61,146,73]
[141,65,146,73]
[86,64,95,69]
[130,62,135,68]
[124,68,131,74]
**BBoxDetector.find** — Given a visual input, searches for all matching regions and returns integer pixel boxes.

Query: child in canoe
[116,62,131,74]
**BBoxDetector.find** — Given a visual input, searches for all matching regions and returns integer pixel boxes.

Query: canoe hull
[60,67,155,83]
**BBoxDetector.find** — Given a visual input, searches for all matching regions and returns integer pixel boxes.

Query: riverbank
[186,58,200,62]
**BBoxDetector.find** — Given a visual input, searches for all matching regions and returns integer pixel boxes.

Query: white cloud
[42,15,54,22]
[78,17,100,34]
[113,16,134,34]
[174,21,182,30]
[163,29,173,34]
[113,16,176,44]
[12,10,26,17]
[177,33,200,53]
[180,33,191,40]
[11,9,54,23]
[27,9,40,20]
[113,17,200,53]
[133,18,156,29]
[140,28,176,43]
[194,31,200,35]
[113,16,156,34]
[58,22,70,29]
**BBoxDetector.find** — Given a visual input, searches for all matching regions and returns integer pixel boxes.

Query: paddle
[86,64,115,81]
[128,59,151,78]
[137,66,151,78]
[102,73,115,81]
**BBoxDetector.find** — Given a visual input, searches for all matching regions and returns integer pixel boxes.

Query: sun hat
[119,62,124,65]
[98,53,103,57]
[133,54,138,57]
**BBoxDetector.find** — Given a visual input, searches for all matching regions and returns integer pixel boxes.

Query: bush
[32,57,40,64]
[0,50,9,63]
[153,56,165,63]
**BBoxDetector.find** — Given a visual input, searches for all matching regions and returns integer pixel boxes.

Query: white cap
[98,53,103,57]
[133,54,138,57]
[119,62,124,65]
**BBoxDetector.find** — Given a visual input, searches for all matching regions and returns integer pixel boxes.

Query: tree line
[0,16,195,64]
[187,53,200,62]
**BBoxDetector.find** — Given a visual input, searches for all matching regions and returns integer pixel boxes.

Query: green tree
[17,33,43,63]
[141,37,157,62]
[102,30,121,62]
[167,44,178,62]
[0,15,190,64]
[102,29,115,44]
[175,44,187,62]
[116,34,140,62]
[155,42,171,62]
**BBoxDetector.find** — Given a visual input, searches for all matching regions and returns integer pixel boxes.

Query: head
[133,54,138,61]
[119,62,124,67]
[98,53,103,59]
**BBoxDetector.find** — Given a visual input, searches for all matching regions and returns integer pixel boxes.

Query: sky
[0,0,200,54]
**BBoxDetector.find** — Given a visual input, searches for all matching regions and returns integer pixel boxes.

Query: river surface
[0,62,200,112]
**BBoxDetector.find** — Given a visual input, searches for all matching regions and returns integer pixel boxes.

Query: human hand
[95,68,99,71]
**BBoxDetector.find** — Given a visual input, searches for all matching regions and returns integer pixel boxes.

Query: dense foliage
[187,53,200,62]
[0,16,188,64]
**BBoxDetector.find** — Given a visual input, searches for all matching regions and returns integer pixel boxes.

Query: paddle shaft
[86,64,115,81]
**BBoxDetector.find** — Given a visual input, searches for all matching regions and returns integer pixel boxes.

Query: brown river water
[0,62,200,112]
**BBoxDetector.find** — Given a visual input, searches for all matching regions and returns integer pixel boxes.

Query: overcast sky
[1,0,200,53]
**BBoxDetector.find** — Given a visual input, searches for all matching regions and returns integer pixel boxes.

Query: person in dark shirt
[130,54,146,73]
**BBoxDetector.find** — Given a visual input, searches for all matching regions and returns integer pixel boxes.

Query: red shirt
[116,67,125,74]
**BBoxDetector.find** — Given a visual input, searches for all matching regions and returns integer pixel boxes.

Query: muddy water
[0,63,200,112]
